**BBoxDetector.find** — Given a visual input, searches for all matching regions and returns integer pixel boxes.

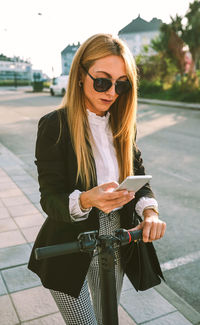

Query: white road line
[161,250,200,272]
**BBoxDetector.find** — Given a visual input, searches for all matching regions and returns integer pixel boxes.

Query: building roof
[118,15,162,34]
[0,54,30,63]
[61,43,80,55]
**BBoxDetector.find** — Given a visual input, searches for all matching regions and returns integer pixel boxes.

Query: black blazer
[28,108,155,298]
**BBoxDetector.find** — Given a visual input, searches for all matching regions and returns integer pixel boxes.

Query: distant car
[50,75,69,96]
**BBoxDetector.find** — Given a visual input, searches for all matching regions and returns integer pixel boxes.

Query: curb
[138,98,200,111]
[155,281,200,325]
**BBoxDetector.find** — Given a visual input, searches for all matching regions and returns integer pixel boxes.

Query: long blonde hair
[61,33,138,190]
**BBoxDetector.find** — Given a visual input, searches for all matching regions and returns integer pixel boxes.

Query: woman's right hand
[79,182,135,214]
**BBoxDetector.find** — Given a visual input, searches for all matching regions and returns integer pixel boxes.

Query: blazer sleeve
[133,143,155,204]
[35,110,74,223]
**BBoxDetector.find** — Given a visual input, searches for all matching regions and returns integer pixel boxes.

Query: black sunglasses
[81,64,131,95]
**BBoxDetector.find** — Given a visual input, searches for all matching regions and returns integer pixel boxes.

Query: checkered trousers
[50,210,124,325]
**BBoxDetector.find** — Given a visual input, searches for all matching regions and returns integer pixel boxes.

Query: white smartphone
[114,175,152,192]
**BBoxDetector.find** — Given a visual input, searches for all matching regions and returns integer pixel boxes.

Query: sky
[0,0,193,77]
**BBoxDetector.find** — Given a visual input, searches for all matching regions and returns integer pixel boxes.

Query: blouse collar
[87,109,110,127]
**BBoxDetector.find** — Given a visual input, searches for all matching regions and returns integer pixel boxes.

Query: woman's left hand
[128,209,166,243]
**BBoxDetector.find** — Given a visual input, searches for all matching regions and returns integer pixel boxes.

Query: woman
[28,33,166,325]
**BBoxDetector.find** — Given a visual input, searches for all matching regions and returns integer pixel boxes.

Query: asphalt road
[0,87,200,312]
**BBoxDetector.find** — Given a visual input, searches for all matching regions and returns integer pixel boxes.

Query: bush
[170,82,200,102]
[138,79,200,103]
[43,81,50,88]
[32,81,44,92]
[0,80,31,86]
[138,80,163,97]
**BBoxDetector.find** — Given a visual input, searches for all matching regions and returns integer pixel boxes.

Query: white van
[50,75,69,96]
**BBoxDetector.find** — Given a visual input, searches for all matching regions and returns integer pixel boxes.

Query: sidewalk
[0,142,200,325]
[138,98,200,111]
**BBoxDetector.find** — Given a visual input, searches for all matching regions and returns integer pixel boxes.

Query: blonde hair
[61,33,138,190]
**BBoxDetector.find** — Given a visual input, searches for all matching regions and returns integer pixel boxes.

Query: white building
[118,15,162,56]
[61,43,80,75]
[0,57,32,81]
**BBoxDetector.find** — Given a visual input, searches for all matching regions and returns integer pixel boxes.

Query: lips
[100,99,113,103]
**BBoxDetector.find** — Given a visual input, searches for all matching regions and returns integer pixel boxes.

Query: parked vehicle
[50,75,69,96]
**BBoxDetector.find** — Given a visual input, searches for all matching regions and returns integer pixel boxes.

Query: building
[0,55,32,81]
[118,15,162,56]
[61,43,80,75]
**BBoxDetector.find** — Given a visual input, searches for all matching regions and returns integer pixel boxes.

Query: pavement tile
[0,230,26,248]
[0,146,25,170]
[14,213,44,228]
[1,195,30,207]
[11,286,58,322]
[22,186,39,195]
[143,311,192,325]
[2,265,41,293]
[0,294,19,324]
[11,175,37,183]
[0,181,18,191]
[11,177,38,191]
[21,225,40,242]
[0,176,12,183]
[0,206,10,218]
[35,203,47,218]
[0,218,18,232]
[122,275,134,292]
[4,166,27,177]
[0,168,7,177]
[0,199,4,207]
[0,272,7,295]
[119,305,136,325]
[7,203,39,217]
[19,312,65,325]
[120,288,176,324]
[14,179,37,190]
[27,192,40,204]
[0,243,31,270]
[0,188,23,198]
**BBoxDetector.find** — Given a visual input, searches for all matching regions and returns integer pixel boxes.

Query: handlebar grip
[128,229,143,242]
[35,241,81,260]
[115,229,142,246]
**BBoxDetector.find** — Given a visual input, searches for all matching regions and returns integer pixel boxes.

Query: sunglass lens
[116,81,131,95]
[94,78,112,92]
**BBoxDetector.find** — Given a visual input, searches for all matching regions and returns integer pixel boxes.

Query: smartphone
[114,175,152,193]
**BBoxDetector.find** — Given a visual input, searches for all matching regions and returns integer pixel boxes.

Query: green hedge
[0,80,31,86]
[138,80,200,103]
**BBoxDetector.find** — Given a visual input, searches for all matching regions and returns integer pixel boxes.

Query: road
[0,87,200,312]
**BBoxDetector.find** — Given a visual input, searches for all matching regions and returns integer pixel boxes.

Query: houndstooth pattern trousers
[50,210,124,325]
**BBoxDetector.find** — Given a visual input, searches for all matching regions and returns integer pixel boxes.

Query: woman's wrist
[79,191,92,210]
[143,207,159,219]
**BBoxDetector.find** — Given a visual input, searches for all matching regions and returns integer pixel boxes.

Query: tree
[181,0,200,71]
[151,16,186,77]
[151,1,200,87]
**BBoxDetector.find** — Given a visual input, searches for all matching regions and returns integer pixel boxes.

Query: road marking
[161,250,200,271]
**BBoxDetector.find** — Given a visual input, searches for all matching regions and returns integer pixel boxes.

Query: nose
[105,83,116,96]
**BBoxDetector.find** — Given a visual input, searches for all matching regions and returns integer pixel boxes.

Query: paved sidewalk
[138,98,200,111]
[0,142,200,325]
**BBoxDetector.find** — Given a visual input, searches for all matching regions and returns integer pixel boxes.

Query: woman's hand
[80,182,135,214]
[129,209,166,243]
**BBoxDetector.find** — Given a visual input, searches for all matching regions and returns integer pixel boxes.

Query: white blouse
[69,110,158,221]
